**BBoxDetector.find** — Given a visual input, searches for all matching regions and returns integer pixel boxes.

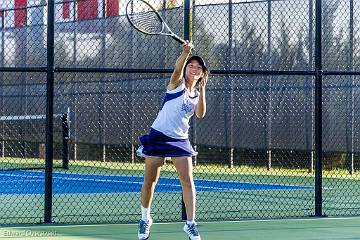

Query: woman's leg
[172,156,196,221]
[172,156,201,240]
[138,156,165,240]
[141,156,165,213]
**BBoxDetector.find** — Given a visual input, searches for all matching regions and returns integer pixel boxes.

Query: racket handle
[172,35,186,44]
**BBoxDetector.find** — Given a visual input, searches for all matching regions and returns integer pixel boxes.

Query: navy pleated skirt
[137,128,197,158]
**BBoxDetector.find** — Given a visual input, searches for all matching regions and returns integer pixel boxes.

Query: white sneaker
[183,223,201,240]
[138,219,153,240]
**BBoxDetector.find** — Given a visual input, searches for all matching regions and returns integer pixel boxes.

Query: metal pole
[314,0,323,217]
[307,0,315,173]
[73,1,78,161]
[101,0,106,162]
[226,0,233,168]
[184,0,192,42]
[184,0,193,166]
[44,0,55,223]
[267,0,272,170]
[348,0,354,174]
[182,0,192,221]
[129,0,136,163]
[1,11,4,158]
[185,0,195,167]
[24,19,28,159]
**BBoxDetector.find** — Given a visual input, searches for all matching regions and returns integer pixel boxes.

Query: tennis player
[136,41,209,240]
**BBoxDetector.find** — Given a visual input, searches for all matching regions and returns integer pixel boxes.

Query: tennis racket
[126,0,186,44]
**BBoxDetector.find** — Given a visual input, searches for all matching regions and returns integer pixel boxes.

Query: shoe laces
[139,220,151,234]
[187,224,199,236]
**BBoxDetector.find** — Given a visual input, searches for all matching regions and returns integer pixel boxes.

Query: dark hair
[184,55,208,72]
[183,55,209,89]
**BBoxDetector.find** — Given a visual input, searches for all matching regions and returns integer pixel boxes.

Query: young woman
[136,41,209,240]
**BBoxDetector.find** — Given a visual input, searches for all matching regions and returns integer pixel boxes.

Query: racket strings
[128,5,163,34]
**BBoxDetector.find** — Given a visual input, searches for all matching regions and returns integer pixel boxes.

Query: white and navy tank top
[151,79,199,139]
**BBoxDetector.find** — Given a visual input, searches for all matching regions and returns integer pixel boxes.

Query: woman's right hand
[183,41,193,53]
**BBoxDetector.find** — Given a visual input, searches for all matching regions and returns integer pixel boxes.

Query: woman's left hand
[199,70,209,91]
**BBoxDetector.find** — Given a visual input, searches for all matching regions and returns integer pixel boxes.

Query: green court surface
[1,217,360,240]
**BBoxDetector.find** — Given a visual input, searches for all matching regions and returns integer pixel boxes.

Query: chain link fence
[0,0,360,225]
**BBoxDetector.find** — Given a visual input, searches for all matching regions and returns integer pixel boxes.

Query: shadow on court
[1,217,360,240]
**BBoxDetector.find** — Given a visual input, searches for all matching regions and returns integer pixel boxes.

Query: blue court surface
[0,171,312,195]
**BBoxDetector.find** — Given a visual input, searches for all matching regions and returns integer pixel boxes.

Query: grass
[67,159,360,182]
[1,157,360,180]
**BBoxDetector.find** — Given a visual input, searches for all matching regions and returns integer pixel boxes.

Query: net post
[181,194,187,221]
[61,113,70,170]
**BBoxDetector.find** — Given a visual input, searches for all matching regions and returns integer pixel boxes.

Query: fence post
[307,0,314,174]
[184,0,194,166]
[226,0,234,168]
[44,0,55,224]
[348,0,354,175]
[0,14,3,158]
[314,0,323,217]
[101,0,106,162]
[182,0,192,221]
[266,0,272,171]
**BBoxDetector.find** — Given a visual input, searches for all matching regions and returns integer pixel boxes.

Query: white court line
[0,174,248,191]
[3,216,360,229]
[0,172,314,191]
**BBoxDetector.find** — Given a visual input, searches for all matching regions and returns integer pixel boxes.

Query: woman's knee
[173,156,193,179]
[143,157,164,187]
[179,175,194,189]
[143,175,159,188]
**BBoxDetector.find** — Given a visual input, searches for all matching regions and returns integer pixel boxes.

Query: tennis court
[0,170,312,194]
[2,0,360,238]
[1,217,359,239]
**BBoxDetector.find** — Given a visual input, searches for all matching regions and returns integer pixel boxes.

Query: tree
[293,29,308,70]
[322,1,347,71]
[214,17,266,70]
[271,21,296,70]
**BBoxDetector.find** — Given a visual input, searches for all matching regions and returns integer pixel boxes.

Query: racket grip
[172,35,186,44]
